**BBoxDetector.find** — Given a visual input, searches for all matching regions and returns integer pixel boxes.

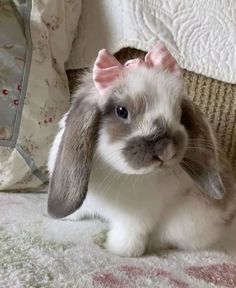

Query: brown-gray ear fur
[47,95,100,218]
[180,98,225,199]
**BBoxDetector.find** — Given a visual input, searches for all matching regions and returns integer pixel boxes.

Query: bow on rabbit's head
[93,41,181,96]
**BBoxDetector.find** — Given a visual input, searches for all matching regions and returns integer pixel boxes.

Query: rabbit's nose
[153,138,176,162]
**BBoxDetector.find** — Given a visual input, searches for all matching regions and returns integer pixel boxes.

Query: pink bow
[93,41,181,96]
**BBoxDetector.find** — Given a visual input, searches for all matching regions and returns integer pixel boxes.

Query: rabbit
[47,42,236,257]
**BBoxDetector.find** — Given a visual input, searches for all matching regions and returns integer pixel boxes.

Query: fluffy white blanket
[67,0,236,84]
[1,193,236,287]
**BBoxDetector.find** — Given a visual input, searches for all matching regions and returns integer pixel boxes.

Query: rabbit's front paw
[93,229,108,248]
[104,227,147,257]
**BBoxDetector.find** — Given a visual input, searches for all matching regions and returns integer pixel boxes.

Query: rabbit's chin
[113,163,160,176]
[102,158,178,176]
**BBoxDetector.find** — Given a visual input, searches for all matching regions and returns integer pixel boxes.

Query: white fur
[156,192,224,250]
[49,68,224,257]
[97,131,159,175]
[67,156,223,256]
[47,112,68,176]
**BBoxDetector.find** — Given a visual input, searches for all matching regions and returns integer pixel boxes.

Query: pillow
[0,0,81,191]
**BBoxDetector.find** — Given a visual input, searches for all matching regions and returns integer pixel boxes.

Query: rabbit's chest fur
[68,158,224,256]
[88,159,192,222]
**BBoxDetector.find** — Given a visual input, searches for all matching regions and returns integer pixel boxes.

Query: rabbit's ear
[180,98,225,199]
[47,97,100,218]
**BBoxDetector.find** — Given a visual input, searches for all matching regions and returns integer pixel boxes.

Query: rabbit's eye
[115,106,128,119]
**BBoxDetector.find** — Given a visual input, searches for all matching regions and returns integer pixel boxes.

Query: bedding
[0,0,81,191]
[0,192,236,287]
[68,0,236,84]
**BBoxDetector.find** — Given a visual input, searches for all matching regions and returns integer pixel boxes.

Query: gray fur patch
[123,118,186,169]
[180,98,225,199]
[48,97,100,218]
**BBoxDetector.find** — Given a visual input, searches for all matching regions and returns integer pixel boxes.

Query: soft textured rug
[1,192,236,288]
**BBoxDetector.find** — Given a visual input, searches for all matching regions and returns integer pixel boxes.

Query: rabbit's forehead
[113,68,182,119]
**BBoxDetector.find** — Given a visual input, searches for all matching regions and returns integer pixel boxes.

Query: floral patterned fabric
[0,1,25,141]
[0,0,81,191]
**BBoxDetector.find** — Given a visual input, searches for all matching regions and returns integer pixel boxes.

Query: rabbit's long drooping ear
[48,96,100,218]
[180,98,225,199]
